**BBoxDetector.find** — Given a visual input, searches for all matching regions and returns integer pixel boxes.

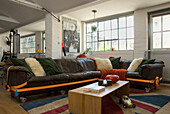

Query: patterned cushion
[109,57,121,69]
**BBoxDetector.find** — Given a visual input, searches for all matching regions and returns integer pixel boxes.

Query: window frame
[85,12,134,52]
[148,8,170,50]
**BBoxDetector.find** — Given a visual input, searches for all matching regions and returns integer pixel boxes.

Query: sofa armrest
[7,66,32,86]
[139,64,165,80]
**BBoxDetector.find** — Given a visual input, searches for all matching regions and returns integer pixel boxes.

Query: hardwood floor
[0,79,170,114]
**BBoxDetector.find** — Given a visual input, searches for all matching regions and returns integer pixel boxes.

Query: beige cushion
[25,58,46,76]
[95,58,112,69]
[127,58,143,72]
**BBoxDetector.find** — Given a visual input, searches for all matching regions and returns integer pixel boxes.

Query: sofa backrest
[120,60,132,69]
[54,59,96,73]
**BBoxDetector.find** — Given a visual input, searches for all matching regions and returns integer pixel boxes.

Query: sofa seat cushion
[126,72,142,79]
[67,71,101,82]
[27,74,69,87]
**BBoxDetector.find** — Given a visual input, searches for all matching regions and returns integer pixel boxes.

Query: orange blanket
[97,69,128,80]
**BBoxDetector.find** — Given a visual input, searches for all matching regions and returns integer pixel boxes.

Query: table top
[69,80,129,98]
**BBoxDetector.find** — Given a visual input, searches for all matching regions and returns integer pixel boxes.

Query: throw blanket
[97,69,128,80]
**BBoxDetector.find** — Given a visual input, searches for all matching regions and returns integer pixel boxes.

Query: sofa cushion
[120,60,132,69]
[127,58,143,72]
[54,59,79,73]
[10,58,35,76]
[77,59,96,71]
[25,58,46,76]
[95,58,112,69]
[135,59,155,72]
[110,57,121,69]
[126,72,142,79]
[36,58,62,76]
[67,71,101,82]
[27,74,69,87]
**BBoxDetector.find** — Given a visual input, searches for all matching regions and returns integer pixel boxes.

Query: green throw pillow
[135,59,155,72]
[110,57,121,69]
[10,58,35,76]
[36,58,62,76]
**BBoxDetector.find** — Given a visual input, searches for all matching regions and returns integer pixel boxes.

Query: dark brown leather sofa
[5,58,164,100]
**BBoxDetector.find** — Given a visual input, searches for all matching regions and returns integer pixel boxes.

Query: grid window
[20,35,35,53]
[152,14,170,49]
[86,15,134,51]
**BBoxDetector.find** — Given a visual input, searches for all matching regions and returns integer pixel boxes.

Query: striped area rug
[20,94,170,114]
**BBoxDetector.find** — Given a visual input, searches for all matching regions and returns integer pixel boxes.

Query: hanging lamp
[91,10,97,33]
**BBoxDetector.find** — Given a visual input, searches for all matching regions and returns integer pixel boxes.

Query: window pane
[163,14,170,31]
[98,42,104,51]
[87,34,92,42]
[87,43,92,49]
[127,27,134,38]
[127,39,134,50]
[105,20,111,30]
[112,40,118,51]
[112,30,118,39]
[93,42,97,51]
[119,28,126,39]
[99,31,104,40]
[105,30,111,40]
[112,19,118,29]
[163,32,170,48]
[105,41,111,51]
[153,16,161,32]
[92,32,97,42]
[119,40,126,50]
[87,24,91,33]
[99,21,104,31]
[153,33,161,48]
[127,16,134,27]
[119,17,126,28]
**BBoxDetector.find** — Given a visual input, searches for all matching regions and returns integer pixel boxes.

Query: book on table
[83,85,105,93]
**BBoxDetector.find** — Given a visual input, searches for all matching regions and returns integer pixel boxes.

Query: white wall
[133,3,170,81]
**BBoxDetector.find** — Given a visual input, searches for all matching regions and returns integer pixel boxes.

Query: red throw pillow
[109,57,115,59]
[105,75,119,83]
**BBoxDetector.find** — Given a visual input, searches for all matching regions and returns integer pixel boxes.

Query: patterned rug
[20,94,170,114]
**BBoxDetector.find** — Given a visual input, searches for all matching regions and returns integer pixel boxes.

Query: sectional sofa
[4,58,164,101]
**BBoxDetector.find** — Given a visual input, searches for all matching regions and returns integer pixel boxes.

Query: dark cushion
[54,59,79,73]
[126,72,142,79]
[120,60,132,69]
[110,57,121,69]
[136,59,155,72]
[36,58,62,76]
[77,59,96,71]
[10,58,35,76]
[27,74,69,87]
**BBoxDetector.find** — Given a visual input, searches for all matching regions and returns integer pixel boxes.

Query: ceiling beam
[0,15,20,23]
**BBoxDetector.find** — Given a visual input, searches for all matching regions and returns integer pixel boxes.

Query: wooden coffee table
[69,80,129,114]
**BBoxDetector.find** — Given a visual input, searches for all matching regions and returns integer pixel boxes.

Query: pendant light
[91,10,97,33]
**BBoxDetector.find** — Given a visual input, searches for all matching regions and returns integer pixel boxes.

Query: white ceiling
[67,0,170,21]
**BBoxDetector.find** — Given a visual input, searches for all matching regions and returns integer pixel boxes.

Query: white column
[45,14,62,59]
[35,32,42,51]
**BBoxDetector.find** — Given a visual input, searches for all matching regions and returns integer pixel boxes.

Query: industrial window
[20,35,35,53]
[86,15,134,51]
